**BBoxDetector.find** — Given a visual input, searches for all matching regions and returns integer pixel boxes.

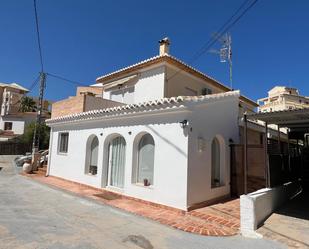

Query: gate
[0,142,32,155]
[230,144,266,196]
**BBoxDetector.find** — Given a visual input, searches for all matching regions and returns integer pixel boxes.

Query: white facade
[48,40,257,210]
[101,63,229,107]
[0,114,37,135]
[0,118,24,135]
[0,82,36,139]
[47,91,240,210]
[102,65,166,104]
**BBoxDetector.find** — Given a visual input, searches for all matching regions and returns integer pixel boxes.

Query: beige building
[0,83,29,116]
[0,82,50,140]
[258,86,309,112]
[50,86,120,118]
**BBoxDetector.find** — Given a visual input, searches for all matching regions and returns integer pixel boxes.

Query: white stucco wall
[48,112,189,210]
[0,117,25,134]
[134,65,165,103]
[240,182,301,237]
[103,65,165,104]
[165,65,224,98]
[11,120,25,134]
[48,91,241,210]
[186,95,240,207]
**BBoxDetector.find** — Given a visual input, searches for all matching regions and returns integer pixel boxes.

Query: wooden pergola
[243,108,309,193]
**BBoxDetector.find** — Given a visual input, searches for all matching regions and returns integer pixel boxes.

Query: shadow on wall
[52,118,188,158]
[146,125,187,157]
[52,114,184,131]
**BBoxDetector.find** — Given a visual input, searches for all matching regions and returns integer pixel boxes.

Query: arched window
[136,134,155,186]
[86,136,99,175]
[211,137,221,187]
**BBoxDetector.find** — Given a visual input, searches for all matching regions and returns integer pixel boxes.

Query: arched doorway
[107,136,126,188]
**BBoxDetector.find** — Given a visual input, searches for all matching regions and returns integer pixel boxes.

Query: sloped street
[0,156,285,249]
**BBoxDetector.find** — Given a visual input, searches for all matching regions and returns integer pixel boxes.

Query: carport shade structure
[243,108,309,193]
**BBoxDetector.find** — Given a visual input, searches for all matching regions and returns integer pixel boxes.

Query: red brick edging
[22,172,240,236]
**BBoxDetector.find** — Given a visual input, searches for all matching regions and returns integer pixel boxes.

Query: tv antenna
[209,33,233,89]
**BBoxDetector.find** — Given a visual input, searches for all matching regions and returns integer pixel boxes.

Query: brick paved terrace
[22,172,240,237]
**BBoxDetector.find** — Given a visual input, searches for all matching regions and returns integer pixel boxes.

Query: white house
[46,38,257,210]
[0,82,51,141]
[0,83,32,140]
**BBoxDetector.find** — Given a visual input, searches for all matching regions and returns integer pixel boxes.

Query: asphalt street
[0,155,286,249]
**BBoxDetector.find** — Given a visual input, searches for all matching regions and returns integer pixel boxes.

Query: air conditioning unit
[201,88,212,95]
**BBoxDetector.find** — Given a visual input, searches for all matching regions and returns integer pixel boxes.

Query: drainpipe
[287,130,291,172]
[264,122,270,188]
[277,125,281,154]
[243,113,248,194]
[46,127,53,176]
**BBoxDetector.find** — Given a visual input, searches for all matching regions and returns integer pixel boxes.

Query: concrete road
[258,187,309,248]
[0,155,286,249]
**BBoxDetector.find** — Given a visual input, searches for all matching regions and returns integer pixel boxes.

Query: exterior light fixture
[198,137,206,152]
[179,120,188,129]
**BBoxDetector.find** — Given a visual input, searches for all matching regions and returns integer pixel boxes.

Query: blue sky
[1,0,309,102]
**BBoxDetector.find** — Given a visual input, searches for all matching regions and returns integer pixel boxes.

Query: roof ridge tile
[47,91,240,124]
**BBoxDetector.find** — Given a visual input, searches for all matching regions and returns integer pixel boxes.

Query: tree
[20,122,50,149]
[19,96,37,112]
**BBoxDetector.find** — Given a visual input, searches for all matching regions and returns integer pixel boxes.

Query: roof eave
[95,54,257,107]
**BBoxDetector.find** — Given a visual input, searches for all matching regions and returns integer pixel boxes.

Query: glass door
[108,136,126,188]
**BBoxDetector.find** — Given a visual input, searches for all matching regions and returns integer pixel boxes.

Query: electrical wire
[33,0,44,72]
[8,76,40,107]
[190,0,252,63]
[167,0,259,81]
[27,74,41,93]
[46,72,89,87]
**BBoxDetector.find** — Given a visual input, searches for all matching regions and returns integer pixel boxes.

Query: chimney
[159,37,170,55]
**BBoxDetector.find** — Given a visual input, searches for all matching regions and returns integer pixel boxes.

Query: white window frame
[106,136,126,190]
[211,136,225,188]
[4,122,13,131]
[135,133,156,187]
[85,135,99,176]
[132,133,155,187]
[109,85,134,103]
[58,132,69,154]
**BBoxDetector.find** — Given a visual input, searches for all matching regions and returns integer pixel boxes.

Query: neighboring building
[32,97,51,113]
[258,86,309,112]
[0,82,29,116]
[0,82,50,141]
[51,86,119,119]
[46,38,258,210]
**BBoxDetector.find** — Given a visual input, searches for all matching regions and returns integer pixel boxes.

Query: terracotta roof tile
[46,91,240,125]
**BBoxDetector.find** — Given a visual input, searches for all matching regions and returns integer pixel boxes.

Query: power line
[27,74,41,93]
[46,72,89,87]
[190,0,252,63]
[168,0,259,81]
[9,75,41,108]
[33,0,44,72]
[193,0,259,62]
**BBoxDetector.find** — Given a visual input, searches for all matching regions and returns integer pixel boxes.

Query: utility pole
[219,33,233,89]
[30,0,47,171]
[209,33,233,89]
[32,72,46,154]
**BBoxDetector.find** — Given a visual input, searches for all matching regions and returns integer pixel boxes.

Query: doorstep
[21,172,240,237]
